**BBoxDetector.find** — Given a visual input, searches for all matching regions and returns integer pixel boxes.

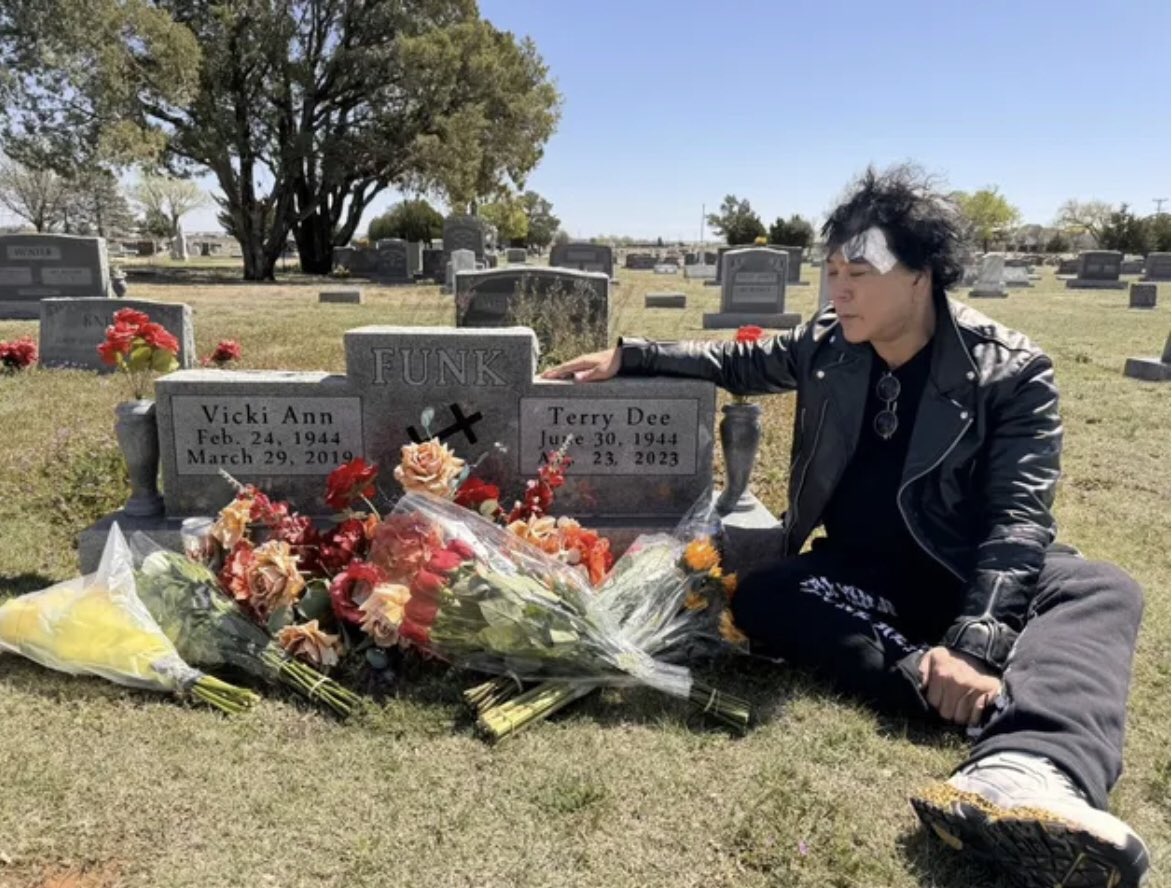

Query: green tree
[139,206,173,241]
[706,195,766,245]
[1055,199,1114,243]
[552,229,570,247]
[1145,213,1170,253]
[520,190,559,249]
[129,175,206,240]
[479,196,529,245]
[954,187,1020,252]
[1097,205,1152,254]
[0,160,69,231]
[1043,231,1070,253]
[0,1,561,280]
[367,199,443,243]
[61,168,136,237]
[768,214,814,247]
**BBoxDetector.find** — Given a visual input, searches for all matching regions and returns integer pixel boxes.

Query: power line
[1154,198,1168,214]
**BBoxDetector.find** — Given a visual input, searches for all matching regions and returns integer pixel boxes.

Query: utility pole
[700,203,705,249]
[1154,198,1168,215]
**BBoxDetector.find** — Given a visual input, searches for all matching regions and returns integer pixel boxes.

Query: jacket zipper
[785,401,828,550]
[896,417,972,581]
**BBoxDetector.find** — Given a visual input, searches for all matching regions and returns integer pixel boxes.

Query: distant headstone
[505,248,528,264]
[550,242,614,278]
[1004,266,1032,288]
[970,254,1008,298]
[39,298,194,371]
[645,293,686,309]
[374,239,410,282]
[319,290,363,304]
[1056,257,1079,275]
[684,253,697,265]
[716,244,784,283]
[422,248,445,283]
[171,233,188,261]
[704,247,799,329]
[445,249,476,294]
[625,253,657,270]
[1066,251,1126,289]
[1119,258,1144,276]
[407,242,423,279]
[137,240,157,257]
[1142,252,1171,281]
[778,245,807,285]
[683,264,716,280]
[0,234,111,319]
[1123,335,1171,381]
[443,215,489,261]
[818,265,831,310]
[1128,283,1158,309]
[653,263,679,275]
[454,267,610,351]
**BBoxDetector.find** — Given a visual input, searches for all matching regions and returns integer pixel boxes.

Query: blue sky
[180,0,1170,240]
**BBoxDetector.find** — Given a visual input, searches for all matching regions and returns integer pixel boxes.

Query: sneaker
[909,751,1150,888]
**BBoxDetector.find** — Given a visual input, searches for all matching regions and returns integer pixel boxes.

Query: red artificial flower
[409,569,445,601]
[329,560,386,624]
[212,339,242,364]
[404,595,439,627]
[368,513,444,582]
[113,308,151,328]
[249,489,291,526]
[446,538,475,560]
[140,322,180,354]
[270,514,321,574]
[453,476,501,511]
[398,619,431,647]
[325,457,379,512]
[318,517,370,575]
[735,325,765,344]
[219,541,257,607]
[426,549,463,574]
[97,322,136,365]
[0,336,38,370]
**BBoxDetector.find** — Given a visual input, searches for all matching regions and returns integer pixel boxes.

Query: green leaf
[266,606,293,634]
[297,581,332,622]
[151,348,178,373]
[126,344,153,372]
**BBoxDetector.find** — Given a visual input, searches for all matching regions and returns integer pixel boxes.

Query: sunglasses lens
[874,410,898,439]
[876,374,901,402]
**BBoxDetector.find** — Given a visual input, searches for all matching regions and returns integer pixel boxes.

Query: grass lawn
[0,266,1168,888]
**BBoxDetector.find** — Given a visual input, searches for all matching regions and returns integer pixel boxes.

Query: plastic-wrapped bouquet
[365,491,751,737]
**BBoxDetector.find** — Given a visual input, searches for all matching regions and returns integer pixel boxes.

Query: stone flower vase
[115,399,165,517]
[715,401,762,515]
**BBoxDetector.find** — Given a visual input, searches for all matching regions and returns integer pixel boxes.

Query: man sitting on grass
[542,166,1150,888]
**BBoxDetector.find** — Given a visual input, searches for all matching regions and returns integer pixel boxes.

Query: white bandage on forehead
[839,226,898,274]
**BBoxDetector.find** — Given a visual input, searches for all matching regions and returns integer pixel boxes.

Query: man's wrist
[940,617,1018,671]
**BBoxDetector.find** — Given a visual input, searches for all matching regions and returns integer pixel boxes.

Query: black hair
[821,164,965,298]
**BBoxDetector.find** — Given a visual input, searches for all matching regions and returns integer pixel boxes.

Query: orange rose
[368,513,445,583]
[249,540,305,615]
[507,515,560,553]
[359,583,411,647]
[212,496,253,549]
[393,440,465,497]
[277,619,341,667]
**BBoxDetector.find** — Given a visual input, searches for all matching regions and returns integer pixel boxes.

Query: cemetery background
[0,261,1169,888]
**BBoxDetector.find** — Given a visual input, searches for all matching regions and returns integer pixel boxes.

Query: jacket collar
[820,294,979,401]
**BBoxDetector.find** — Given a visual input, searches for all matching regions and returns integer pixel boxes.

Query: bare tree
[0,160,69,231]
[1056,199,1114,242]
[129,175,207,238]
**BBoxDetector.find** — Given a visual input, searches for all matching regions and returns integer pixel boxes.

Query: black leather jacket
[618,296,1063,671]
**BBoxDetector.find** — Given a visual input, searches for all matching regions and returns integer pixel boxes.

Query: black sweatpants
[731,544,1144,809]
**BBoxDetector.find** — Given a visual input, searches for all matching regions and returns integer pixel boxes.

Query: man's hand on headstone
[918,645,1002,726]
[540,347,620,382]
